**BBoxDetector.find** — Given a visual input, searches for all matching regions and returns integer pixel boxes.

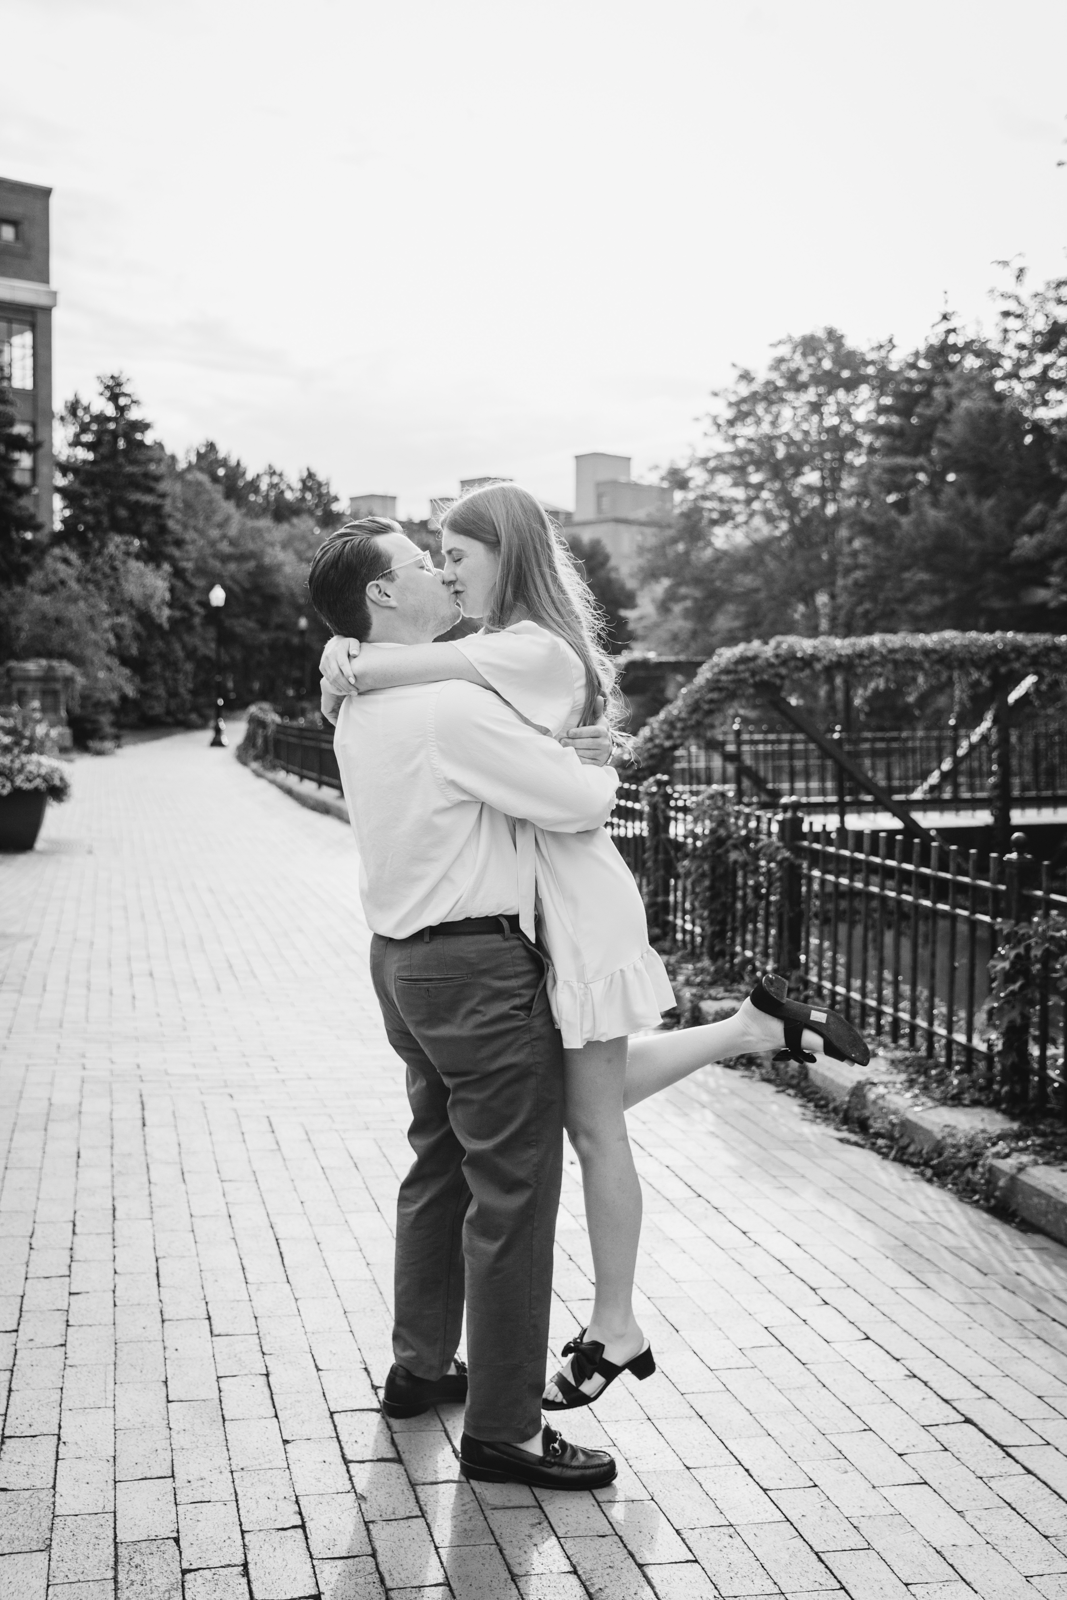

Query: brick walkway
[6,735,1067,1599]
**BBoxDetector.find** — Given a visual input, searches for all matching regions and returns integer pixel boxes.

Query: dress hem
[548,946,676,1050]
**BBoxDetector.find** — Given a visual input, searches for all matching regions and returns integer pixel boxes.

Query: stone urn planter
[1,659,78,751]
[0,790,49,852]
[0,705,71,851]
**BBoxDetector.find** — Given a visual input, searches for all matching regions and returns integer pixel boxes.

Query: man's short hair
[307,518,400,639]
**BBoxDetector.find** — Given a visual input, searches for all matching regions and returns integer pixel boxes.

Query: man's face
[370,533,460,637]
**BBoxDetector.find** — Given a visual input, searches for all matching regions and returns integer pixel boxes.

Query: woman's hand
[320,685,345,727]
[559,697,613,766]
[320,636,361,694]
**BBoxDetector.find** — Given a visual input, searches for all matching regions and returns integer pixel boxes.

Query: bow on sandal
[543,1330,656,1411]
[749,972,871,1067]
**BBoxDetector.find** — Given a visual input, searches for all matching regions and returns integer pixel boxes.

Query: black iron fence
[608,783,1067,1112]
[259,713,1066,1110]
[673,717,1067,811]
[269,721,342,790]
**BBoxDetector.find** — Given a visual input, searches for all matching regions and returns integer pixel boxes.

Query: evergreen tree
[843,312,1067,634]
[58,374,176,564]
[185,443,344,528]
[186,440,254,508]
[0,377,40,585]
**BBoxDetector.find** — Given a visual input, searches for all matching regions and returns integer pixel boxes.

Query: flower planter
[0,790,48,851]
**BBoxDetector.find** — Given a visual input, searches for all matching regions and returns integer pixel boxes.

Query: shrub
[237,702,279,768]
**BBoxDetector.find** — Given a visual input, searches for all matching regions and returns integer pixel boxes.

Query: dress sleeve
[451,621,585,737]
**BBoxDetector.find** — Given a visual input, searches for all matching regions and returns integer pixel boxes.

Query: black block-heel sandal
[543,1330,656,1412]
[749,972,870,1067]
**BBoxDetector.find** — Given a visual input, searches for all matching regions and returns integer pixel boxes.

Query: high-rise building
[347,493,398,520]
[569,453,673,581]
[0,177,56,532]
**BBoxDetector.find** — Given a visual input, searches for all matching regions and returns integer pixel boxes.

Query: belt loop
[423,927,430,942]
[497,915,511,940]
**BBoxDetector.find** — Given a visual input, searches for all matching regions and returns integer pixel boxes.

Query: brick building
[0,176,56,532]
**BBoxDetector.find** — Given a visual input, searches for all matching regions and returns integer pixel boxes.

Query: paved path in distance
[6,731,1067,1600]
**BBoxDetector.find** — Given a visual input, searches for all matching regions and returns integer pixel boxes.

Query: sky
[3,0,1066,518]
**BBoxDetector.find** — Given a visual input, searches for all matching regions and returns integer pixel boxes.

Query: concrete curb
[801,1052,1067,1247]
[246,761,350,825]
[696,997,1067,1250]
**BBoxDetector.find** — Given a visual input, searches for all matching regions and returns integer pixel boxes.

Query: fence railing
[270,722,342,790]
[262,714,1067,815]
[607,783,1067,1112]
[262,715,1066,1110]
[672,718,1067,811]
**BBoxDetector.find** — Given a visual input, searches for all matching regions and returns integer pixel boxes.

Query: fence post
[776,798,804,981]
[947,713,959,803]
[999,830,1036,1111]
[832,724,847,830]
[1004,831,1035,925]
[643,775,674,947]
[989,677,1013,856]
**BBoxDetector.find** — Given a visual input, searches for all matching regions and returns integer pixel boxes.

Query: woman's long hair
[440,482,624,727]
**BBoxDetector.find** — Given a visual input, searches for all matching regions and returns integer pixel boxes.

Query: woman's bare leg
[624,997,825,1111]
[545,1036,646,1402]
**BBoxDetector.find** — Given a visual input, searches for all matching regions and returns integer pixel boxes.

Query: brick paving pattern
[5,734,1067,1598]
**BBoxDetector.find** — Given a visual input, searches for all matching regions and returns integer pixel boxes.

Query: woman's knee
[565,1112,629,1164]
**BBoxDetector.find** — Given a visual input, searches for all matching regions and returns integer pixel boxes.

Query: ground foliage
[676,785,790,965]
[987,914,1067,1111]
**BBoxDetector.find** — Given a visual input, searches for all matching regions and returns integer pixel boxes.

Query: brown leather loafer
[460,1425,617,1489]
[381,1360,468,1418]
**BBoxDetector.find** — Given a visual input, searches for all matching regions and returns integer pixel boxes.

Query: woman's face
[440,529,500,620]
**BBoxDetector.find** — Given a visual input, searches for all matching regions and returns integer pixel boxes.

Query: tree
[58,374,176,565]
[293,467,344,530]
[0,377,41,585]
[843,301,1067,635]
[565,535,636,652]
[185,443,345,529]
[641,329,894,651]
[2,547,137,740]
[171,466,335,706]
[641,281,1067,658]
[186,440,254,508]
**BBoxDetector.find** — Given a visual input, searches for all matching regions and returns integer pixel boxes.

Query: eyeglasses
[369,550,438,585]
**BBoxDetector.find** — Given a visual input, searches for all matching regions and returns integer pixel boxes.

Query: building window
[597,490,610,514]
[0,318,34,390]
[9,423,35,487]
[0,220,19,244]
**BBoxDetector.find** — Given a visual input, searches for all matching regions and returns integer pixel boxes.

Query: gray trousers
[369,923,565,1442]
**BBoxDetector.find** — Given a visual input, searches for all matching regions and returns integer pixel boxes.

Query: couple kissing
[307,481,870,1489]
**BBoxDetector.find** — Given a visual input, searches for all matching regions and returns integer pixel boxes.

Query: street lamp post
[208,584,227,747]
[297,614,309,702]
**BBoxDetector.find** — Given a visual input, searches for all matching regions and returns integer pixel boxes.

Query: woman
[320,484,868,1409]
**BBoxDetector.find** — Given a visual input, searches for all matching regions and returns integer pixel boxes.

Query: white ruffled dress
[453,621,676,1049]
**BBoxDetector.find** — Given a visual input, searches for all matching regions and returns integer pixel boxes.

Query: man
[307,519,618,1490]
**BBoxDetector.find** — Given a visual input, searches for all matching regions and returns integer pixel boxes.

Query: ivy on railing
[632,631,1067,772]
[987,914,1067,1111]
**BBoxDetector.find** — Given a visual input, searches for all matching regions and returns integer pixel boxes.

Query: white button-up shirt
[334,679,619,939]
